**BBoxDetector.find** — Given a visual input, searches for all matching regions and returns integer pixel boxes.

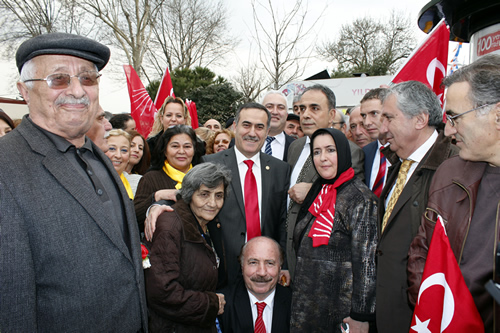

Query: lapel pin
[217,223,221,228]
[266,165,270,170]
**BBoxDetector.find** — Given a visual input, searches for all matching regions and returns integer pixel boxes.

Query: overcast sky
[0,0,468,114]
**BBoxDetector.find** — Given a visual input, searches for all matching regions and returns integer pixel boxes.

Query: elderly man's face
[263,94,287,133]
[285,119,302,139]
[381,94,421,159]
[444,81,500,164]
[86,108,112,152]
[242,237,281,301]
[204,119,221,131]
[17,55,99,145]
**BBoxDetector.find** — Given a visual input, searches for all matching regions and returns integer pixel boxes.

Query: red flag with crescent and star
[391,19,449,107]
[410,215,484,333]
[123,65,157,138]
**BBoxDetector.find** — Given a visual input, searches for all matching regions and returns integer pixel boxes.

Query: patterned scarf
[308,167,354,247]
[163,161,192,189]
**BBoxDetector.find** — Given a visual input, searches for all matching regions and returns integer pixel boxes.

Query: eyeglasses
[446,103,495,127]
[215,139,230,145]
[23,71,102,89]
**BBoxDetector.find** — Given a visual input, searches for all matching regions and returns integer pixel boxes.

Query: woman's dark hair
[109,113,133,130]
[0,110,15,130]
[150,125,205,171]
[127,130,151,175]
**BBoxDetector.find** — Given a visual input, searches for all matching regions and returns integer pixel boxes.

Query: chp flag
[410,215,484,333]
[123,65,157,138]
[154,67,176,110]
[391,19,449,106]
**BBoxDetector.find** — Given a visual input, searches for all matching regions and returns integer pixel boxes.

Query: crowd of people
[1,32,499,333]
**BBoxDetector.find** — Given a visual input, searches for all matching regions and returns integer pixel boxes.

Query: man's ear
[328,109,336,127]
[495,102,500,131]
[414,112,429,130]
[17,81,30,105]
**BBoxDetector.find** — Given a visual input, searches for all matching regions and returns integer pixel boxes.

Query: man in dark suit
[360,88,391,195]
[0,33,147,331]
[204,102,291,286]
[286,84,364,279]
[375,81,457,332]
[261,91,295,161]
[219,236,292,333]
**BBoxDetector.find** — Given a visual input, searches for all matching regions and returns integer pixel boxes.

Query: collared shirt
[385,130,438,208]
[260,131,286,160]
[28,117,129,245]
[369,140,391,190]
[234,147,262,239]
[248,289,276,333]
[288,136,311,207]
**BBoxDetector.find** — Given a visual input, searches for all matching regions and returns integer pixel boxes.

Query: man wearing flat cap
[0,33,148,332]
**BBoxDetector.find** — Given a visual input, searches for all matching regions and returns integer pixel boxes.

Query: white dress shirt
[261,131,286,160]
[234,147,263,240]
[248,289,276,333]
[288,136,311,207]
[385,130,438,208]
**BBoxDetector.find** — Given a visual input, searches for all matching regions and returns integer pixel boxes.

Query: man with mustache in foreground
[218,236,292,333]
[0,33,147,331]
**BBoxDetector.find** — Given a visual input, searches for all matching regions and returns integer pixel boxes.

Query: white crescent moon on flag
[426,58,446,88]
[417,272,455,332]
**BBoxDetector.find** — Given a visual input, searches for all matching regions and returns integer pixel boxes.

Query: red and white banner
[410,215,484,333]
[391,19,449,106]
[154,67,176,110]
[123,65,156,138]
[185,99,199,129]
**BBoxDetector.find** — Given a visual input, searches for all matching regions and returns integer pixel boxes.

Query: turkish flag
[123,65,157,138]
[185,99,199,129]
[392,19,449,106]
[154,67,175,110]
[410,216,484,333]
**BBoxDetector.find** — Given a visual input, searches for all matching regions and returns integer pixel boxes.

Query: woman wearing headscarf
[290,128,378,333]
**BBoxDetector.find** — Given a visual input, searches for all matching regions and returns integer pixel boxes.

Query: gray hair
[381,81,442,127]
[239,236,284,267]
[300,84,336,110]
[261,90,288,108]
[234,102,271,128]
[178,162,232,204]
[443,54,500,116]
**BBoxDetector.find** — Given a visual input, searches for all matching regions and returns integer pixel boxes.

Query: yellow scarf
[163,161,192,189]
[120,173,134,199]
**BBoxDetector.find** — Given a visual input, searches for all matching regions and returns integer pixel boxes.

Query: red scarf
[308,168,355,247]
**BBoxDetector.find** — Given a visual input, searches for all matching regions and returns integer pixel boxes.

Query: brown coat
[134,169,176,231]
[145,199,220,333]
[375,129,458,332]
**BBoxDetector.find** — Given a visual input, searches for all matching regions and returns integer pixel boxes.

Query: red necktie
[255,302,266,333]
[244,160,261,240]
[372,146,387,197]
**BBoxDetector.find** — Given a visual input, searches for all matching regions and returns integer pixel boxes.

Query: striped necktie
[372,146,387,197]
[264,136,275,155]
[254,302,266,333]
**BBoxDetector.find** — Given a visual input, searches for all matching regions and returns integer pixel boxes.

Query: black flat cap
[287,113,300,122]
[16,33,110,73]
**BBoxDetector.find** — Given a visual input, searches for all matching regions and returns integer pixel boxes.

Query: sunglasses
[215,139,230,145]
[24,71,101,89]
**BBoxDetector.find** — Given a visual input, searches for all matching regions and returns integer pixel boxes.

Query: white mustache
[55,96,90,106]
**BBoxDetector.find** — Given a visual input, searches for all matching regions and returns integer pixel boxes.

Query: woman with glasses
[206,129,234,154]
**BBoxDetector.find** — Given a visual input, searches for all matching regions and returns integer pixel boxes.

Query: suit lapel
[234,281,254,331]
[20,121,133,263]
[271,286,288,332]
[259,152,272,226]
[225,148,246,217]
